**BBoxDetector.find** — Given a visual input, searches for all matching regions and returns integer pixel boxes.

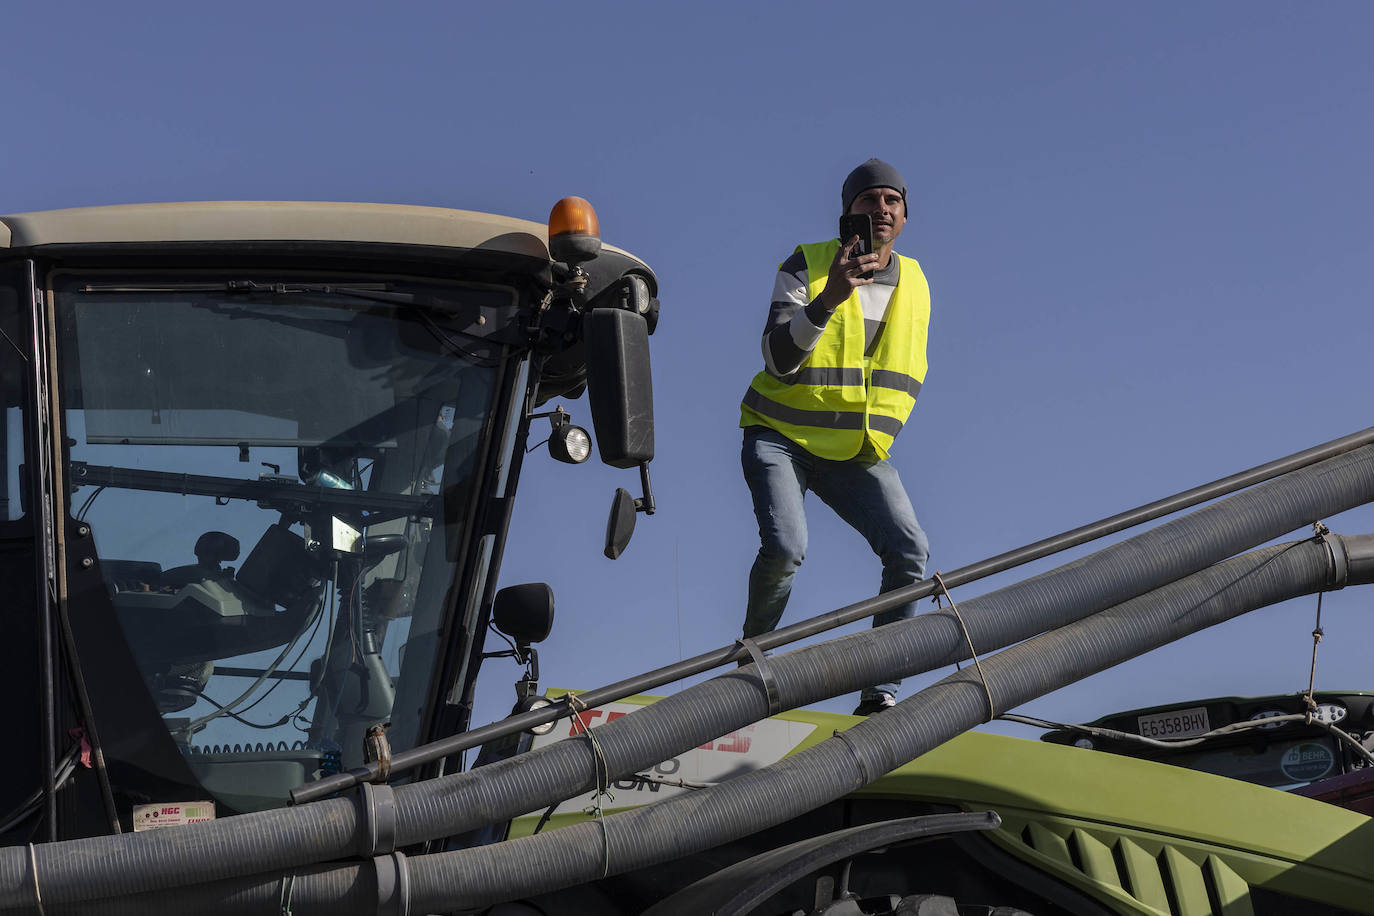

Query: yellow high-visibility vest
[740,240,930,461]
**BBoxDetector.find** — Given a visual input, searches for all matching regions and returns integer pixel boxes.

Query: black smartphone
[838,212,874,279]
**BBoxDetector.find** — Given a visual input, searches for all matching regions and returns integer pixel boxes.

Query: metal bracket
[737,638,782,716]
[830,728,872,785]
[356,782,398,857]
[1314,523,1349,590]
[373,851,411,916]
[363,724,393,783]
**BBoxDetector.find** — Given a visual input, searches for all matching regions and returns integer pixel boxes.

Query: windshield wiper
[227,280,424,308]
[82,280,416,308]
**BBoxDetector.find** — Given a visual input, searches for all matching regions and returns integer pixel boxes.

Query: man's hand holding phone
[818,213,879,311]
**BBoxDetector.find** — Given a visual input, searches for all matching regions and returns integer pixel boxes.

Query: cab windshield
[55,272,520,812]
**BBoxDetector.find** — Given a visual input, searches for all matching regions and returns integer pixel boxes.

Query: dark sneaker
[852,692,895,716]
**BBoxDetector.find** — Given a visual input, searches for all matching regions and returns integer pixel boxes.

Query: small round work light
[548,421,592,464]
[521,697,557,736]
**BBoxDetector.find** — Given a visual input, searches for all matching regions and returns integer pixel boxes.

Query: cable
[933,572,995,719]
[188,590,325,733]
[286,601,332,733]
[0,745,81,837]
[191,691,292,731]
[307,576,343,734]
[311,565,370,742]
[1304,522,1331,716]
[409,309,502,367]
[74,486,105,521]
[1001,711,1374,766]
[567,694,614,878]
[231,602,329,721]
[487,625,519,655]
[346,567,363,666]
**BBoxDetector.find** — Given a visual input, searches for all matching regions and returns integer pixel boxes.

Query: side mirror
[604,488,637,559]
[492,583,555,647]
[584,307,654,469]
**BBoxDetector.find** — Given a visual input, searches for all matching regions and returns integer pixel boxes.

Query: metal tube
[638,461,655,515]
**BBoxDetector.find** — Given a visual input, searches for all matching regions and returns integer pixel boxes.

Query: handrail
[291,424,1374,804]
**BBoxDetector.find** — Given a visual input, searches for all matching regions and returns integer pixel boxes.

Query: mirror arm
[514,647,540,701]
[525,647,540,687]
[635,461,656,516]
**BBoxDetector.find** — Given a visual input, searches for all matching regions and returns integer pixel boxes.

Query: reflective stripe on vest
[740,239,929,461]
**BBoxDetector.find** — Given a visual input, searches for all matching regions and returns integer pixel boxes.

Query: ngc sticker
[132,801,216,831]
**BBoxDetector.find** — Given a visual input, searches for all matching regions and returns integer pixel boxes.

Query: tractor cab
[0,199,658,835]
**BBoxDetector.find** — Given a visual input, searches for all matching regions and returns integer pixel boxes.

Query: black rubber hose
[52,534,1370,914]
[4,445,1374,911]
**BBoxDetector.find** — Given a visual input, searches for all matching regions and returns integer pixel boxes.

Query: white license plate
[1137,706,1211,739]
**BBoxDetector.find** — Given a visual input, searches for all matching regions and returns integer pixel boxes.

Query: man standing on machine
[738,159,932,716]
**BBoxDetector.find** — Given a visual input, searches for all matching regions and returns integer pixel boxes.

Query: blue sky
[7,2,1374,736]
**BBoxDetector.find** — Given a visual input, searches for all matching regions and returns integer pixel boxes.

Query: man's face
[847,187,906,246]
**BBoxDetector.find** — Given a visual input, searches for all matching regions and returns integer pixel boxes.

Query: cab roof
[0,200,633,262]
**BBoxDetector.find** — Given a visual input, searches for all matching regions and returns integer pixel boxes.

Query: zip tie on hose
[736,637,783,716]
[830,727,872,784]
[567,693,614,877]
[933,571,997,720]
[27,845,44,916]
[278,872,296,916]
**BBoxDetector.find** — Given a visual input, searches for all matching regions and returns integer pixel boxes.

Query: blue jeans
[741,427,930,700]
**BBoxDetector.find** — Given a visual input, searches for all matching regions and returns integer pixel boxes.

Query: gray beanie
[841,158,907,214]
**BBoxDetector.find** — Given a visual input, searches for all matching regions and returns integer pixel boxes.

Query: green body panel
[515,696,1374,912]
[510,692,838,839]
[860,729,1374,913]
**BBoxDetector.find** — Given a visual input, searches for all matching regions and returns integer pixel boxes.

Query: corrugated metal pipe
[35,532,1374,914]
[3,444,1374,912]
